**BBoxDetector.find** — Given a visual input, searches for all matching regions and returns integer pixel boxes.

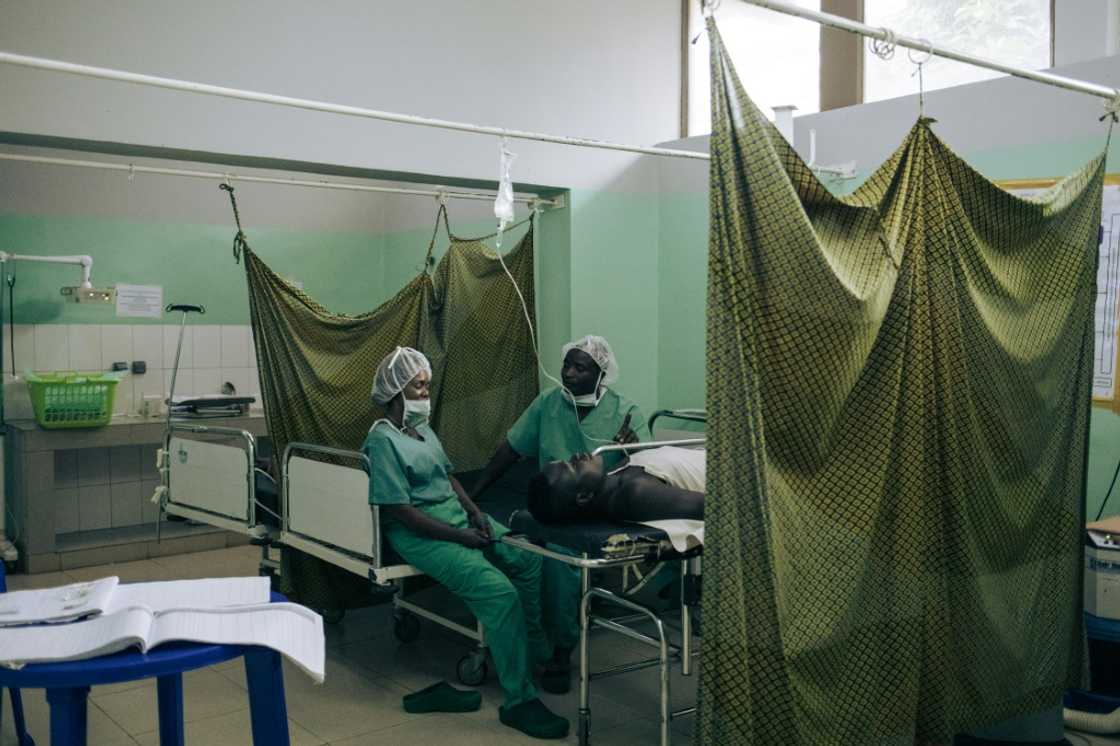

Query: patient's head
[527,453,607,524]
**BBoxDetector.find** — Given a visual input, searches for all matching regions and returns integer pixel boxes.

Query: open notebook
[0,576,273,627]
[0,577,325,682]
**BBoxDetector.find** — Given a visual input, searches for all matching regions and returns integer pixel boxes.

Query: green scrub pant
[385,498,549,708]
[541,543,581,653]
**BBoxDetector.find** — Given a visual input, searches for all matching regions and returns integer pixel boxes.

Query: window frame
[680,0,1057,129]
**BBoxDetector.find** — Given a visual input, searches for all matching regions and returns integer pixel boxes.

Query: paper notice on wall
[1009,183,1120,401]
[115,284,163,319]
[1096,186,1120,400]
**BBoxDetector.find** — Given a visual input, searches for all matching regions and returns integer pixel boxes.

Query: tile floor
[1,545,1118,745]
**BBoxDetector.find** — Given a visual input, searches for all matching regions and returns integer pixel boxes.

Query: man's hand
[468,510,494,542]
[614,413,638,445]
[458,527,491,549]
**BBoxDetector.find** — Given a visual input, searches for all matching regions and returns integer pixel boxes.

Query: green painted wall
[658,192,708,411]
[566,189,661,418]
[0,214,388,324]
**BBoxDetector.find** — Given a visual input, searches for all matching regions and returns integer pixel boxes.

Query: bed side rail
[281,442,381,569]
[592,437,705,458]
[648,409,706,434]
[164,423,257,526]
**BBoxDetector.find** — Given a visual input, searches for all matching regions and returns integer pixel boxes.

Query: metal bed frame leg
[680,561,692,677]
[578,565,592,746]
[658,615,671,746]
[582,587,674,746]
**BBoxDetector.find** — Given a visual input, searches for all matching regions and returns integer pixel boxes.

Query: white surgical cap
[371,346,431,405]
[561,335,619,386]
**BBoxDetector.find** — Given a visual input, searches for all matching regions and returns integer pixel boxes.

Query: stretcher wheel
[393,611,421,643]
[321,608,346,625]
[457,652,488,686]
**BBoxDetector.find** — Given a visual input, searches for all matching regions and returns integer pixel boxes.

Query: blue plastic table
[0,591,291,746]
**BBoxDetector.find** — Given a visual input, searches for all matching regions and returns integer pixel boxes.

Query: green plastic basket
[24,370,127,429]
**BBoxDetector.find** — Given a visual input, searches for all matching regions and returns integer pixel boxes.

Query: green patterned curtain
[699,20,1101,745]
[244,222,538,608]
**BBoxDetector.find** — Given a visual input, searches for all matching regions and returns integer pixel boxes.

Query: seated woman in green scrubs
[362,346,568,740]
[470,335,647,693]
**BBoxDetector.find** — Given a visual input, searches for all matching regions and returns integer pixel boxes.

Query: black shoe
[499,698,570,739]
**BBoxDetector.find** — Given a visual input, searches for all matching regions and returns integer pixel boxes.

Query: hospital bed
[158,423,281,576]
[277,442,493,685]
[500,408,707,746]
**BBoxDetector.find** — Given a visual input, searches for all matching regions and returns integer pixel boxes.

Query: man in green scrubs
[470,335,647,693]
[363,346,568,740]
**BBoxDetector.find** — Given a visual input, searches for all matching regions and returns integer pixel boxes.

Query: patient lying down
[527,446,705,524]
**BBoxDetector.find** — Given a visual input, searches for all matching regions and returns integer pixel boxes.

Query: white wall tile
[77,448,111,485]
[131,326,163,369]
[4,374,34,420]
[220,326,250,368]
[134,370,164,398]
[112,376,135,416]
[55,450,79,490]
[193,325,221,368]
[100,325,133,369]
[163,325,193,369]
[110,445,140,483]
[219,368,249,398]
[12,324,35,375]
[247,333,258,368]
[33,325,69,371]
[110,482,143,527]
[247,367,261,397]
[134,371,165,416]
[68,324,102,370]
[55,488,80,534]
[194,368,221,396]
[164,368,194,399]
[78,484,112,531]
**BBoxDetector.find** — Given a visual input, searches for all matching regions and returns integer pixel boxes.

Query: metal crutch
[155,303,205,543]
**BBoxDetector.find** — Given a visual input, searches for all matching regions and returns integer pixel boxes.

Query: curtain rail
[0,152,559,207]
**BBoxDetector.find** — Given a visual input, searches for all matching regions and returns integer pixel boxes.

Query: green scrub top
[363,420,456,508]
[506,387,648,469]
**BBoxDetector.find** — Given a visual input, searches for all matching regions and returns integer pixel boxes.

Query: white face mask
[564,390,602,407]
[563,373,605,408]
[403,398,431,427]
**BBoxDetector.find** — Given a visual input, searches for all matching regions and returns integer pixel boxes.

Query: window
[687,0,821,136]
[863,0,1052,104]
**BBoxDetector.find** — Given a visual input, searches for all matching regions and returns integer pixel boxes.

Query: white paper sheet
[0,576,119,626]
[638,519,705,553]
[0,607,151,663]
[115,284,164,318]
[147,603,325,682]
[110,577,269,613]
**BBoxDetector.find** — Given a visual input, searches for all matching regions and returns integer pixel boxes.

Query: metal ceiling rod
[738,0,1120,105]
[0,152,560,207]
[0,50,709,161]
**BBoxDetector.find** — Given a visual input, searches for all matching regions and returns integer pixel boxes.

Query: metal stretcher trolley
[500,409,707,746]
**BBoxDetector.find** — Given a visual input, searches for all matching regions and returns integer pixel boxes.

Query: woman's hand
[468,510,494,541]
[614,413,638,444]
[458,527,491,548]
